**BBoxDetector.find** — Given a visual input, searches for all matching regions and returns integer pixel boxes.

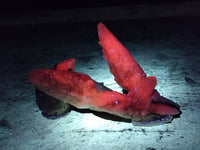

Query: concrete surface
[0,5,200,150]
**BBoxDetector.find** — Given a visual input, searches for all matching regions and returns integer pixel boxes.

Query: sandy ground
[0,4,200,150]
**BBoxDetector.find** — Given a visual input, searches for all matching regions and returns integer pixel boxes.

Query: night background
[0,0,191,12]
[0,0,200,150]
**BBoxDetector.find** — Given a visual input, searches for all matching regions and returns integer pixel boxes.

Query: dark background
[0,0,194,12]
